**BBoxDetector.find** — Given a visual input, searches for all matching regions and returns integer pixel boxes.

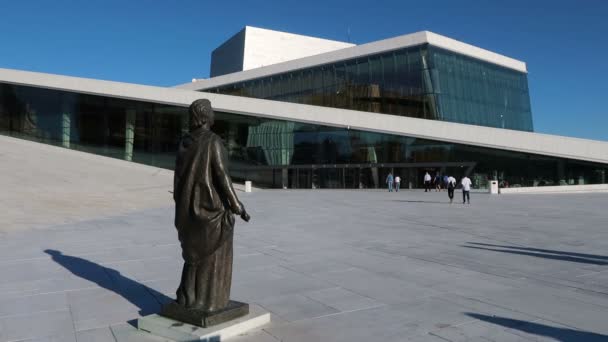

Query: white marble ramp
[0,134,173,233]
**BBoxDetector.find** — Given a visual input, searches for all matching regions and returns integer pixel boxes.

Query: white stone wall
[241,26,354,71]
[500,184,608,194]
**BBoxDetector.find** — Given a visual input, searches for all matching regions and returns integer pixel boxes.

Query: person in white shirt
[461,176,472,204]
[447,175,457,203]
[423,172,431,192]
[394,175,401,192]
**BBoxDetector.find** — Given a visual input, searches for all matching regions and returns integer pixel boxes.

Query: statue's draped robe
[173,128,241,312]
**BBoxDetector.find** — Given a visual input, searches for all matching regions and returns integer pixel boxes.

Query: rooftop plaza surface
[1,135,608,342]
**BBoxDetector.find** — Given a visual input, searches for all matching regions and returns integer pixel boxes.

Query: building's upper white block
[242,26,355,72]
[179,30,527,91]
[209,26,354,78]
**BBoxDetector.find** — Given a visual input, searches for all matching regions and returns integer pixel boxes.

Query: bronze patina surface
[161,300,249,328]
[163,99,250,326]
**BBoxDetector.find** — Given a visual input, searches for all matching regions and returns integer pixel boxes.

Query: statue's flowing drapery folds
[171,99,247,314]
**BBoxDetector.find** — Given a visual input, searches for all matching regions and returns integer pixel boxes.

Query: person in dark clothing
[447,175,456,204]
[435,174,442,191]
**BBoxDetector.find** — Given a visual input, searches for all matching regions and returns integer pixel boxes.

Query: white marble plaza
[1,136,607,341]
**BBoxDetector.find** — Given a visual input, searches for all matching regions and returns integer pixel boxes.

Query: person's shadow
[466,313,608,341]
[461,242,608,266]
[45,249,173,316]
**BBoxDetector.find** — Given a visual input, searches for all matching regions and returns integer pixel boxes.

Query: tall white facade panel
[241,26,354,71]
[210,26,354,78]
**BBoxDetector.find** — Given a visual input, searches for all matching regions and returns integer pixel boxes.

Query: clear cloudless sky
[1,0,607,141]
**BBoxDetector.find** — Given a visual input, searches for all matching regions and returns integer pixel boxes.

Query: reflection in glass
[1,82,604,189]
[203,44,533,131]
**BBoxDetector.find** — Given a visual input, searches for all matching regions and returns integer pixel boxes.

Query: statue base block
[161,300,249,327]
[138,304,270,342]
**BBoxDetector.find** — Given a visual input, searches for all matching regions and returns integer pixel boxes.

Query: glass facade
[2,82,605,189]
[203,44,533,131]
[0,83,185,170]
[428,46,533,130]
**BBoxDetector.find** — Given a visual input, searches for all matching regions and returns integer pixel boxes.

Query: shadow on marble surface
[467,242,608,261]
[462,242,608,265]
[389,200,446,204]
[466,313,608,342]
[45,249,172,315]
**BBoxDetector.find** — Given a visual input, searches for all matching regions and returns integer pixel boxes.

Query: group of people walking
[385,173,401,192]
[386,172,472,204]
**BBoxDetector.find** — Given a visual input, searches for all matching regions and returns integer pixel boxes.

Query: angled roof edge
[176,30,527,91]
[243,25,355,47]
[1,68,604,165]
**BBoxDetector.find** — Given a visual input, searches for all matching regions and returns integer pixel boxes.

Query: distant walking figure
[394,175,401,192]
[386,172,394,192]
[461,175,472,204]
[435,174,442,191]
[423,172,431,192]
[447,175,456,203]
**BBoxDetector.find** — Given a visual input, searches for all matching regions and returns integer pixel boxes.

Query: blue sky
[1,0,607,141]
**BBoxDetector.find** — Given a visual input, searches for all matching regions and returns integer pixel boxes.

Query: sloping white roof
[1,68,606,165]
[176,30,527,91]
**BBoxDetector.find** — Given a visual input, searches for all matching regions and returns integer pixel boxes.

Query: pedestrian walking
[447,175,456,203]
[435,174,442,191]
[386,172,394,192]
[423,172,431,192]
[394,175,401,192]
[461,175,472,204]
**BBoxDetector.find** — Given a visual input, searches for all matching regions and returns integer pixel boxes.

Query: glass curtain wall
[203,44,533,131]
[206,45,433,120]
[0,83,186,169]
[428,46,533,131]
[1,82,604,189]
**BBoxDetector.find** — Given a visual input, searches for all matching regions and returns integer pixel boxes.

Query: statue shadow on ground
[44,249,173,316]
[461,242,608,265]
[465,313,608,341]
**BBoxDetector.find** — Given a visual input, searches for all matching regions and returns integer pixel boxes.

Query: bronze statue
[162,99,250,327]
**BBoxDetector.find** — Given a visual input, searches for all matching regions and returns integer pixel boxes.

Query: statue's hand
[233,201,249,221]
[240,211,250,222]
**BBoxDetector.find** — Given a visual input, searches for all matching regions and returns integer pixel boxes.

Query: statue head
[189,99,215,131]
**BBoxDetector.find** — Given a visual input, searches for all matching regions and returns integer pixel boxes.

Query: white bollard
[245,181,252,193]
[489,180,499,194]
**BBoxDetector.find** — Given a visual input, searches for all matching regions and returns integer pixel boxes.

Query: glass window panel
[201,45,533,131]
